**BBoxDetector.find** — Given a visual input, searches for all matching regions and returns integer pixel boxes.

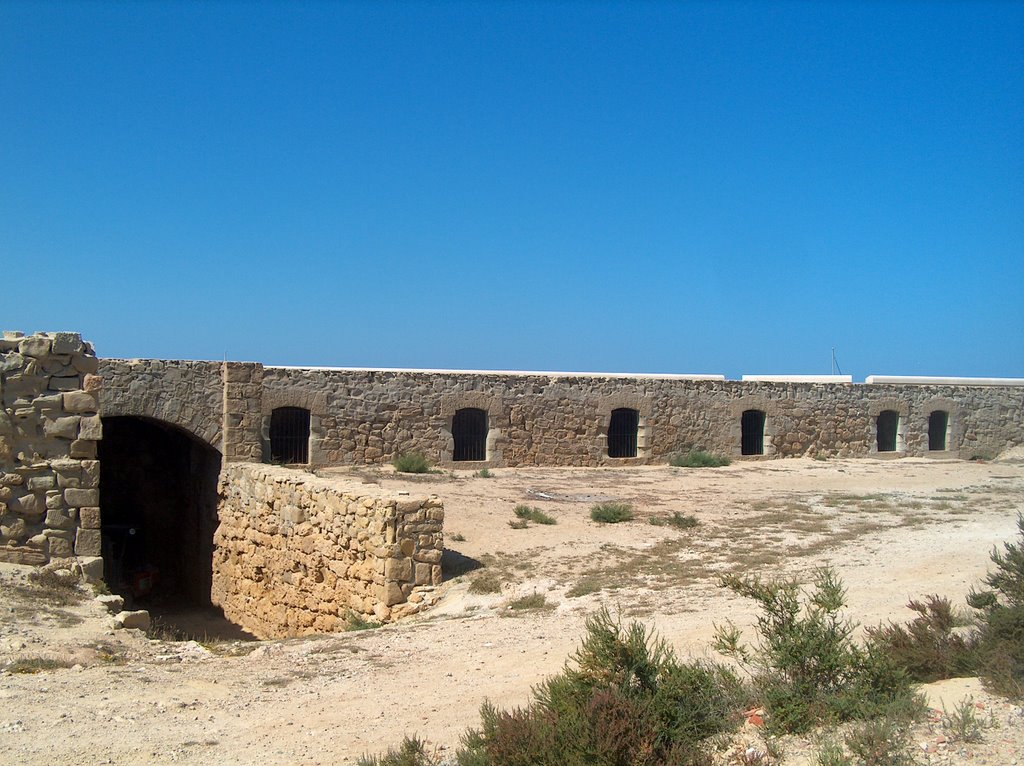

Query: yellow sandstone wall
[211,463,443,638]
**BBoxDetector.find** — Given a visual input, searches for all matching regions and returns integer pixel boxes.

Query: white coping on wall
[265,366,727,381]
[864,375,1024,386]
[741,375,853,383]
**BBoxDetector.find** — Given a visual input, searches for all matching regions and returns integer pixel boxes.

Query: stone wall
[211,463,443,639]
[262,367,1024,466]
[0,332,102,564]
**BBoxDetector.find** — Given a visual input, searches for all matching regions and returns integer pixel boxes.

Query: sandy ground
[2,456,1023,765]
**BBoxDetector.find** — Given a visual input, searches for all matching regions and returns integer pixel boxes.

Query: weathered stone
[0,545,47,565]
[64,488,99,507]
[51,332,84,354]
[48,375,81,391]
[115,610,151,631]
[79,506,101,529]
[74,527,101,556]
[26,475,56,491]
[62,391,97,413]
[96,593,124,614]
[384,557,413,582]
[43,416,80,439]
[45,508,75,530]
[76,555,104,584]
[18,336,52,357]
[78,415,102,440]
[69,439,97,458]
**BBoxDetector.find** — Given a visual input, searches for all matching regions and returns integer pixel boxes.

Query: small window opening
[608,408,639,458]
[876,410,900,453]
[928,410,949,451]
[453,408,488,461]
[741,410,766,456]
[270,407,310,464]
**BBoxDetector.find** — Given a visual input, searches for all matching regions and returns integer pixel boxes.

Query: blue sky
[2,1,1022,380]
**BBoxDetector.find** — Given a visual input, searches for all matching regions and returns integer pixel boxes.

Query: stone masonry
[212,464,443,638]
[0,332,102,565]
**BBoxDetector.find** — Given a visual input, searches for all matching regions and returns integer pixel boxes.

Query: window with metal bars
[452,408,488,461]
[741,410,766,455]
[608,408,639,458]
[876,410,900,452]
[928,410,949,451]
[269,407,310,464]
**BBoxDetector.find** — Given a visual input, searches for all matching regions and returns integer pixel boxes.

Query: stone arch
[261,388,327,466]
[728,396,779,457]
[598,393,653,462]
[440,392,505,466]
[99,395,222,451]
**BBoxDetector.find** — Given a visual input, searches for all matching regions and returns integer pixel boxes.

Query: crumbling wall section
[211,463,443,639]
[0,331,102,564]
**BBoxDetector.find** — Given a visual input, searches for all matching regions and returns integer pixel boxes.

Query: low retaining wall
[212,463,444,638]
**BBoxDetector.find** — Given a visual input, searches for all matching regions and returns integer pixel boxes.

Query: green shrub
[650,512,699,530]
[842,715,916,766]
[456,609,744,765]
[357,736,440,766]
[26,568,85,606]
[468,572,503,595]
[507,592,548,611]
[393,452,433,473]
[966,513,1024,698]
[713,568,921,734]
[591,502,634,524]
[475,468,493,478]
[507,518,529,530]
[670,451,731,468]
[346,612,381,631]
[941,696,987,743]
[566,577,603,598]
[513,505,557,525]
[867,595,978,682]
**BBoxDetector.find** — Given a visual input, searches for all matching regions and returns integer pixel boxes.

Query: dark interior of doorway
[98,416,253,640]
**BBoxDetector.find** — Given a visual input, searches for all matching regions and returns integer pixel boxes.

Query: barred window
[453,408,488,461]
[608,408,639,458]
[269,407,310,464]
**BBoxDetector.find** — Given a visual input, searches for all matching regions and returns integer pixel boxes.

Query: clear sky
[2,1,1022,380]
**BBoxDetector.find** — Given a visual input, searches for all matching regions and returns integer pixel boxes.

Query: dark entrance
[741,410,766,456]
[929,410,949,451]
[269,407,310,464]
[608,408,639,458]
[453,408,488,461]
[876,410,900,452]
[99,417,222,610]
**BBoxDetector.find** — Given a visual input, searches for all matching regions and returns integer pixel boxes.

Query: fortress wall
[211,463,443,638]
[262,367,1024,466]
[0,332,103,565]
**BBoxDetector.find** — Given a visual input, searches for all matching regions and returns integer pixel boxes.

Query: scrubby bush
[867,595,977,682]
[650,512,699,530]
[393,452,433,473]
[967,513,1024,698]
[357,736,440,766]
[670,451,731,468]
[456,609,744,765]
[713,567,921,734]
[590,502,634,524]
[513,505,557,525]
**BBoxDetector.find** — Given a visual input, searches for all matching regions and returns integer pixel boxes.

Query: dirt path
[2,457,1023,764]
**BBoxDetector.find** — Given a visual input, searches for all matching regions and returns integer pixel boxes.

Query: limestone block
[0,545,47,565]
[64,488,99,507]
[45,491,65,510]
[43,416,81,439]
[26,475,56,492]
[44,507,76,530]
[384,557,413,582]
[115,610,151,631]
[34,393,63,412]
[383,580,405,606]
[75,528,101,556]
[63,391,98,413]
[76,555,104,584]
[81,460,99,488]
[9,493,44,520]
[18,336,52,357]
[79,507,100,529]
[48,376,81,392]
[96,594,123,614]
[414,562,432,586]
[70,439,97,458]
[1,514,27,542]
[51,332,84,354]
[78,415,102,440]
[46,534,74,558]
[0,473,23,486]
[72,354,99,374]
[0,487,10,501]
[83,374,102,393]
[0,352,25,373]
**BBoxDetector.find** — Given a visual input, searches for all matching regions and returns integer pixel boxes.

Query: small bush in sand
[671,450,731,468]
[513,505,557,525]
[392,452,433,474]
[591,502,634,524]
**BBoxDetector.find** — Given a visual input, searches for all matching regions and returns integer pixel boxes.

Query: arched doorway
[928,410,949,451]
[98,416,222,611]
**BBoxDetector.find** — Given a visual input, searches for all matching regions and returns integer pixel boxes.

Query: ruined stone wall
[0,332,102,564]
[262,368,1024,466]
[212,463,443,639]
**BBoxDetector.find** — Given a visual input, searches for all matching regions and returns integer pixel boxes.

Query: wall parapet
[212,463,443,638]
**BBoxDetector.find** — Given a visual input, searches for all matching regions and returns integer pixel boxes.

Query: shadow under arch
[99,416,250,639]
